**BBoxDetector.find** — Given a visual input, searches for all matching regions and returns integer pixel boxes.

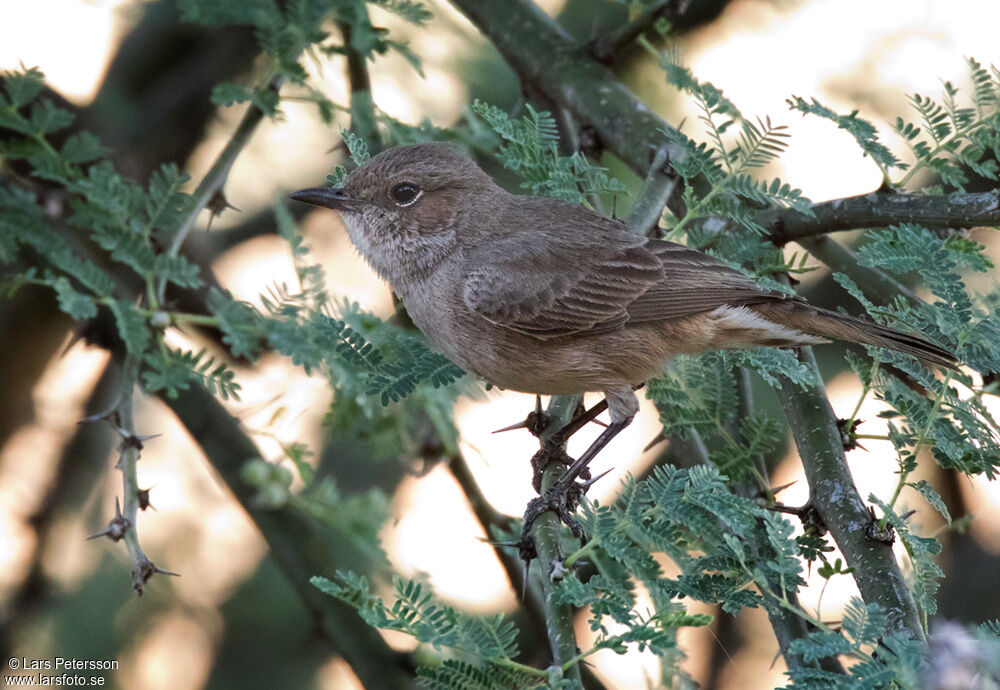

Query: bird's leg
[529,398,609,491]
[521,415,631,547]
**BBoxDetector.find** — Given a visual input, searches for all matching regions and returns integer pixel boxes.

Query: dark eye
[390,182,422,206]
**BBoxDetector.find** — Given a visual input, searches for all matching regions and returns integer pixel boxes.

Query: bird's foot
[520,483,587,550]
[530,441,587,493]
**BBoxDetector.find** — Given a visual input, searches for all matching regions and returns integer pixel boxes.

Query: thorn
[643,431,667,452]
[119,432,161,451]
[590,418,608,428]
[899,509,917,521]
[517,535,537,602]
[770,480,797,496]
[137,487,156,512]
[493,419,529,434]
[521,558,530,602]
[132,556,181,596]
[493,395,550,436]
[577,467,614,491]
[87,497,130,542]
[206,189,240,231]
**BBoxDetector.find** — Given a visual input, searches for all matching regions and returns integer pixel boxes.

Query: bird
[290,142,956,539]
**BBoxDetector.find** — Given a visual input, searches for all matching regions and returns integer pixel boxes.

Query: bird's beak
[288,187,364,212]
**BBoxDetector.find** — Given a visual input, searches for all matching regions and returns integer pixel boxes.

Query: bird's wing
[462,203,795,339]
[623,239,796,323]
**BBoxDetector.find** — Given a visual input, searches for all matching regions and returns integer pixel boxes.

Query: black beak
[288,187,361,211]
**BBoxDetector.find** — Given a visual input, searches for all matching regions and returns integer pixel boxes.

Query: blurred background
[2,0,1000,688]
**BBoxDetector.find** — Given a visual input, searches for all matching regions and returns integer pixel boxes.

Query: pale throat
[342,211,456,292]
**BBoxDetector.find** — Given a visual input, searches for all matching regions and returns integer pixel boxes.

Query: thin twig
[155,75,283,304]
[589,0,692,64]
[624,146,680,237]
[113,355,175,594]
[338,15,380,153]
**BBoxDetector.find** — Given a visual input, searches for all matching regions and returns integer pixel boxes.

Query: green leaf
[108,299,151,355]
[787,96,904,174]
[472,100,625,203]
[144,162,191,241]
[61,132,108,165]
[371,0,433,25]
[209,288,265,359]
[907,480,951,523]
[152,254,203,289]
[211,81,253,107]
[28,99,73,135]
[3,67,46,107]
[787,629,853,662]
[341,128,371,166]
[142,347,241,400]
[51,276,97,320]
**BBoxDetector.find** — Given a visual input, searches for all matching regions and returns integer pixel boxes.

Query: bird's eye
[390,182,422,207]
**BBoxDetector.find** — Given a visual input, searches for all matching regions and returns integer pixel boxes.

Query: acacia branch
[530,395,585,682]
[156,74,282,304]
[338,11,379,153]
[775,348,926,640]
[762,189,1000,245]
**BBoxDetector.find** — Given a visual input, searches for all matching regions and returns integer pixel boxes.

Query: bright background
[2,1,1000,688]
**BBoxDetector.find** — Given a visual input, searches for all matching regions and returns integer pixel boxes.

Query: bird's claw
[530,443,573,492]
[519,472,607,564]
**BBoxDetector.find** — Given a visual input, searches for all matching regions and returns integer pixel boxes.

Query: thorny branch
[86,355,175,594]
[760,189,1000,245]
[155,74,283,305]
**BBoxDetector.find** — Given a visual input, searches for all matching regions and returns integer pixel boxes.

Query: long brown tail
[752,301,958,369]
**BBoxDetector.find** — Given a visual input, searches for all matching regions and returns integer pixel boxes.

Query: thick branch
[775,348,925,641]
[338,12,379,153]
[763,189,1000,245]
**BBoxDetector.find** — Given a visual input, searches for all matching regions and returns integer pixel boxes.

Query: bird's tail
[751,301,958,369]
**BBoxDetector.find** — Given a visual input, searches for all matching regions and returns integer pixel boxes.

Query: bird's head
[290,143,497,287]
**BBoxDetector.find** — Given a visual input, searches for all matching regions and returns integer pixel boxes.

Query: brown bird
[291,143,955,531]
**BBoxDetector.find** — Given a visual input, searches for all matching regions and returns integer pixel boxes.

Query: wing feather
[461,201,796,339]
